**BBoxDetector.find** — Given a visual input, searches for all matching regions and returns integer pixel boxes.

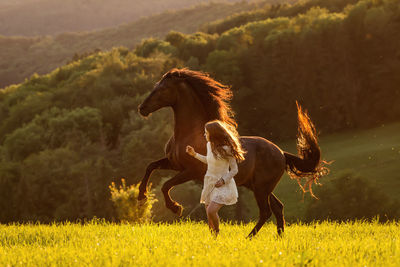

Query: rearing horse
[137,68,328,237]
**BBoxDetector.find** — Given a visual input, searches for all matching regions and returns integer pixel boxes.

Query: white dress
[194,142,239,206]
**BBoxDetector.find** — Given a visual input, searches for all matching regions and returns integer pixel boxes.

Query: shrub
[109,178,157,223]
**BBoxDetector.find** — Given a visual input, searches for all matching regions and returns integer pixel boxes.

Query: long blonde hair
[205,120,246,162]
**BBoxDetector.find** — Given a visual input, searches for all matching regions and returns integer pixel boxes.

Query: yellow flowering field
[0,220,398,266]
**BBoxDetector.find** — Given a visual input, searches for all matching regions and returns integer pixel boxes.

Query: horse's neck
[172,89,208,138]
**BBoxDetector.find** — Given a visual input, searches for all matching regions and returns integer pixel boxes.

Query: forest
[0,0,399,223]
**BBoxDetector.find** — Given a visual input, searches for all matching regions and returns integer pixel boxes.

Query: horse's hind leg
[138,158,174,200]
[247,188,272,239]
[270,193,285,235]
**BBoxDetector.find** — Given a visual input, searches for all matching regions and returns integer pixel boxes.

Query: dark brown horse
[137,68,328,237]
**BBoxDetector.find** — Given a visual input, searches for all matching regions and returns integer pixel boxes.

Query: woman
[186,120,246,236]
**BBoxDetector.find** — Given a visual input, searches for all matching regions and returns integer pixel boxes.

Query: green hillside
[0,1,271,88]
[0,0,398,223]
[0,48,173,223]
[273,122,400,221]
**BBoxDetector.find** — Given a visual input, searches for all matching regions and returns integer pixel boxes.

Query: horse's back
[237,136,286,188]
[240,136,285,160]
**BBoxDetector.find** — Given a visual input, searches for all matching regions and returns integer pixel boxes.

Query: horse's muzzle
[138,104,150,117]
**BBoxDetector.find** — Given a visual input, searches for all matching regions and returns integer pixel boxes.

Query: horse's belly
[235,136,286,187]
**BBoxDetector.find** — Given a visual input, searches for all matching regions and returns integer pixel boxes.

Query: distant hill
[0,1,280,88]
[0,0,38,6]
[0,0,245,36]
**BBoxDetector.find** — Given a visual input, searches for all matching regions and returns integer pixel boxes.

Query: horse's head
[138,71,183,117]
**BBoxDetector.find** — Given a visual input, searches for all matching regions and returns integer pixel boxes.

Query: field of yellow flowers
[0,220,398,266]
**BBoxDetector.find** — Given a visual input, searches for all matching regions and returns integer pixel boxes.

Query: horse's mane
[162,68,237,128]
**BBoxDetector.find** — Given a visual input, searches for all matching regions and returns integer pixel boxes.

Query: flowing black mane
[163,68,237,128]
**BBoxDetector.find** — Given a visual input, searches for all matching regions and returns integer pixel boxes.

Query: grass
[0,220,398,266]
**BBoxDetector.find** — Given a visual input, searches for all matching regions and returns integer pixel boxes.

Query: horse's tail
[284,101,330,198]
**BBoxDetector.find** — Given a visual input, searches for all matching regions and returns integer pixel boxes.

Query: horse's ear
[174,71,185,79]
[172,72,186,82]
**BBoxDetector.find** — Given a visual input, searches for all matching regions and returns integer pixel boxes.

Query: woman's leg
[206,201,224,236]
[205,204,214,231]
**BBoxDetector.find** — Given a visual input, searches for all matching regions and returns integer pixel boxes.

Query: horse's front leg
[161,169,200,216]
[138,158,175,201]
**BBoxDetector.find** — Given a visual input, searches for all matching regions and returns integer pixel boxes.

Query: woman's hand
[215,178,225,188]
[186,145,196,157]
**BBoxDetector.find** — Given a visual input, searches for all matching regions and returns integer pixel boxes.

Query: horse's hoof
[171,203,183,216]
[277,228,284,236]
[246,233,254,240]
